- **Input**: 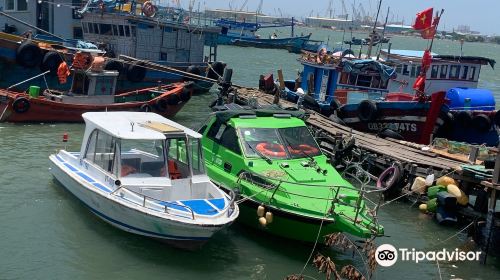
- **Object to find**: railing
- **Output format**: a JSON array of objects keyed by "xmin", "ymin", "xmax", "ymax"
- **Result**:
[
  {"xmin": 236, "ymin": 170, "xmax": 385, "ymax": 234},
  {"xmin": 111, "ymin": 186, "xmax": 195, "ymax": 220}
]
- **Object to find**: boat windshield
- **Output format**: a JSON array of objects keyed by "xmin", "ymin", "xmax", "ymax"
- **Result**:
[
  {"xmin": 120, "ymin": 139, "xmax": 166, "ymax": 178},
  {"xmin": 167, "ymin": 137, "xmax": 206, "ymax": 179},
  {"xmin": 239, "ymin": 126, "xmax": 322, "ymax": 159}
]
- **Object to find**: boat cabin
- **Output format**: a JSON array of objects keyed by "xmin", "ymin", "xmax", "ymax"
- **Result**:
[
  {"xmin": 44, "ymin": 70, "xmax": 118, "ymax": 104},
  {"xmin": 79, "ymin": 112, "xmax": 210, "ymax": 197},
  {"xmin": 379, "ymin": 49, "xmax": 496, "ymax": 93},
  {"xmin": 80, "ymin": 8, "xmax": 220, "ymax": 63}
]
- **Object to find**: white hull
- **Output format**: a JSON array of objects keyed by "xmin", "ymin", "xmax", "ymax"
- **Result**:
[{"xmin": 49, "ymin": 156, "xmax": 233, "ymax": 248}]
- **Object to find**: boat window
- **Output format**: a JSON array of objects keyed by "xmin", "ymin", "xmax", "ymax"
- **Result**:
[
  {"xmin": 395, "ymin": 65, "xmax": 402, "ymax": 74},
  {"xmin": 125, "ymin": 26, "xmax": 131, "ymax": 37},
  {"xmin": 339, "ymin": 72, "xmax": 349, "ymax": 84},
  {"xmin": 239, "ymin": 127, "xmax": 321, "ymax": 159},
  {"xmin": 167, "ymin": 138, "xmax": 189, "ymax": 179},
  {"xmin": 402, "ymin": 65, "xmax": 409, "ymax": 76},
  {"xmin": 99, "ymin": 24, "xmax": 112, "ymax": 35},
  {"xmin": 84, "ymin": 130, "xmax": 116, "ymax": 172},
  {"xmin": 188, "ymin": 138, "xmax": 205, "ymax": 176},
  {"xmin": 461, "ymin": 66, "xmax": 469, "ymax": 80},
  {"xmin": 120, "ymin": 139, "xmax": 165, "ymax": 177},
  {"xmin": 82, "ymin": 22, "xmax": 88, "ymax": 34},
  {"xmin": 416, "ymin": 66, "xmax": 422, "ymax": 76},
  {"xmin": 112, "ymin": 25, "xmax": 118, "ymax": 36},
  {"xmin": 440, "ymin": 65, "xmax": 448, "ymax": 79},
  {"xmin": 410, "ymin": 65, "xmax": 416, "ymax": 77},
  {"xmin": 219, "ymin": 126, "xmax": 241, "ymax": 155},
  {"xmin": 348, "ymin": 73, "xmax": 357, "ymax": 85},
  {"xmin": 88, "ymin": 23, "xmax": 94, "ymax": 34},
  {"xmin": 431, "ymin": 65, "xmax": 438, "ymax": 78},
  {"xmin": 131, "ymin": 26, "xmax": 136, "ymax": 37},
  {"xmin": 449, "ymin": 65, "xmax": 460, "ymax": 79},
  {"xmin": 307, "ymin": 72, "xmax": 315, "ymax": 93},
  {"xmin": 356, "ymin": 75, "xmax": 372, "ymax": 88},
  {"xmin": 93, "ymin": 23, "xmax": 99, "ymax": 34},
  {"xmin": 119, "ymin": 25, "xmax": 125, "ymax": 36},
  {"xmin": 371, "ymin": 76, "xmax": 381, "ymax": 88},
  {"xmin": 469, "ymin": 66, "xmax": 476, "ymax": 81}
]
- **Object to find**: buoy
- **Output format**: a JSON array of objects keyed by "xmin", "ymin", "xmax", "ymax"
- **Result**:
[
  {"xmin": 257, "ymin": 205, "xmax": 265, "ymax": 217},
  {"xmin": 62, "ymin": 133, "xmax": 68, "ymax": 142},
  {"xmin": 446, "ymin": 184, "xmax": 462, "ymax": 198},
  {"xmin": 427, "ymin": 185, "xmax": 447, "ymax": 199},
  {"xmin": 425, "ymin": 174, "xmax": 435, "ymax": 186},
  {"xmin": 265, "ymin": 211, "xmax": 273, "ymax": 224},
  {"xmin": 411, "ymin": 177, "xmax": 427, "ymax": 194},
  {"xmin": 457, "ymin": 194, "xmax": 469, "ymax": 206},
  {"xmin": 427, "ymin": 198, "xmax": 438, "ymax": 213},
  {"xmin": 258, "ymin": 217, "xmax": 267, "ymax": 227},
  {"xmin": 419, "ymin": 204, "xmax": 427, "ymax": 213},
  {"xmin": 436, "ymin": 176, "xmax": 456, "ymax": 187}
]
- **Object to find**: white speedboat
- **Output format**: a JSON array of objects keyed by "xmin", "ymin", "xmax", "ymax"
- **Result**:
[{"xmin": 49, "ymin": 112, "xmax": 239, "ymax": 249}]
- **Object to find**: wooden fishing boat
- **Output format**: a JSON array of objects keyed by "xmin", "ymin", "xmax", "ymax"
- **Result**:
[
  {"xmin": 49, "ymin": 112, "xmax": 239, "ymax": 249},
  {"xmin": 0, "ymin": 68, "xmax": 193, "ymax": 122},
  {"xmin": 200, "ymin": 108, "xmax": 383, "ymax": 242}
]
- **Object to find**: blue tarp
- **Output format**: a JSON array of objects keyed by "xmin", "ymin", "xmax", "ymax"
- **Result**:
[{"xmin": 341, "ymin": 59, "xmax": 396, "ymax": 82}]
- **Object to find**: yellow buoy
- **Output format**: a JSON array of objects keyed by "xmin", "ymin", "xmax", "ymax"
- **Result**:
[
  {"xmin": 446, "ymin": 184, "xmax": 462, "ymax": 198},
  {"xmin": 436, "ymin": 176, "xmax": 456, "ymax": 187},
  {"xmin": 257, "ymin": 205, "xmax": 265, "ymax": 217},
  {"xmin": 265, "ymin": 211, "xmax": 273, "ymax": 224},
  {"xmin": 457, "ymin": 194, "xmax": 469, "ymax": 206},
  {"xmin": 411, "ymin": 177, "xmax": 427, "ymax": 194},
  {"xmin": 419, "ymin": 204, "xmax": 428, "ymax": 213},
  {"xmin": 258, "ymin": 217, "xmax": 267, "ymax": 227}
]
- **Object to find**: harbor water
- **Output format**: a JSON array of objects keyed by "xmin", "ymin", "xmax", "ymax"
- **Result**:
[{"xmin": 1, "ymin": 28, "xmax": 500, "ymax": 279}]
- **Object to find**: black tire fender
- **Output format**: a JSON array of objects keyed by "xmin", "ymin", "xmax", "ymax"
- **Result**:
[
  {"xmin": 454, "ymin": 111, "xmax": 472, "ymax": 128},
  {"xmin": 472, "ymin": 114, "xmax": 492, "ymax": 133},
  {"xmin": 179, "ymin": 88, "xmax": 191, "ymax": 102},
  {"xmin": 126, "ymin": 63, "xmax": 146, "ymax": 82},
  {"xmin": 104, "ymin": 60, "xmax": 124, "ymax": 73},
  {"xmin": 12, "ymin": 97, "xmax": 30, "ymax": 113},
  {"xmin": 40, "ymin": 51, "xmax": 63, "ymax": 75},
  {"xmin": 357, "ymin": 100, "xmax": 378, "ymax": 122},
  {"xmin": 16, "ymin": 41, "xmax": 41, "ymax": 68}
]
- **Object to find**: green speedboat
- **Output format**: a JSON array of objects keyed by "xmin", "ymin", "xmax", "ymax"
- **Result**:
[{"xmin": 200, "ymin": 109, "xmax": 383, "ymax": 242}]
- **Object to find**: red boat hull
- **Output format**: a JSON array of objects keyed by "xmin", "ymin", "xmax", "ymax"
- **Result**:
[{"xmin": 0, "ymin": 83, "xmax": 191, "ymax": 122}]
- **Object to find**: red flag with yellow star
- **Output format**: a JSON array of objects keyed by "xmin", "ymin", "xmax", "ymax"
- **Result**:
[{"xmin": 412, "ymin": 8, "xmax": 433, "ymax": 30}]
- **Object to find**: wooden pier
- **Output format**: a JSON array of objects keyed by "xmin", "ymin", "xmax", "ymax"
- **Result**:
[{"xmin": 232, "ymin": 86, "xmax": 479, "ymax": 182}]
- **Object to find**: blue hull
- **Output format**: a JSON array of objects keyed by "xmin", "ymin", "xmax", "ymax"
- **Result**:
[{"xmin": 218, "ymin": 34, "xmax": 311, "ymax": 52}]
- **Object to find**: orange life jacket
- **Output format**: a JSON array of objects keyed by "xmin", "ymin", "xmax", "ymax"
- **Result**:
[{"xmin": 57, "ymin": 62, "xmax": 70, "ymax": 84}]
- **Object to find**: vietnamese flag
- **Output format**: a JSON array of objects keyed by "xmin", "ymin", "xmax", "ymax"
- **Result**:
[
  {"xmin": 412, "ymin": 8, "xmax": 433, "ymax": 30},
  {"xmin": 420, "ymin": 26, "xmax": 437, "ymax": 39}
]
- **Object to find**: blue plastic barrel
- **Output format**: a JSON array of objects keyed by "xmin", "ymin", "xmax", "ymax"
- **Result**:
[{"xmin": 446, "ymin": 87, "xmax": 495, "ymax": 111}]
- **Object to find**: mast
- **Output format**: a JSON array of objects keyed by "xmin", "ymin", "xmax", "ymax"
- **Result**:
[
  {"xmin": 366, "ymin": 0, "xmax": 382, "ymax": 58},
  {"xmin": 376, "ymin": 6, "xmax": 390, "ymax": 60}
]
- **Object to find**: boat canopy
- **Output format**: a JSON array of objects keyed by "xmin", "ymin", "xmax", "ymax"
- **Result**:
[
  {"xmin": 433, "ymin": 55, "xmax": 496, "ymax": 69},
  {"xmin": 341, "ymin": 59, "xmax": 396, "ymax": 82},
  {"xmin": 214, "ymin": 108, "xmax": 306, "ymax": 124},
  {"xmin": 82, "ymin": 112, "xmax": 201, "ymax": 140}
]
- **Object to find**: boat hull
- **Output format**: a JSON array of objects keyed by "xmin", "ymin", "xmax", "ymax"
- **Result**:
[
  {"xmin": 49, "ymin": 157, "xmax": 225, "ymax": 249},
  {"xmin": 0, "ymin": 34, "xmax": 214, "ymax": 95},
  {"xmin": 218, "ymin": 34, "xmax": 311, "ymax": 52},
  {"xmin": 0, "ymin": 84, "xmax": 190, "ymax": 123}
]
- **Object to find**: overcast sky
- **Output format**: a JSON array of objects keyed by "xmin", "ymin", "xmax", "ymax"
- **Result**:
[{"xmin": 169, "ymin": 0, "xmax": 498, "ymax": 35}]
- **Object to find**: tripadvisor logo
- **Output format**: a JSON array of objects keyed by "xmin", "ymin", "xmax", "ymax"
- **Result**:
[{"xmin": 375, "ymin": 244, "xmax": 482, "ymax": 267}]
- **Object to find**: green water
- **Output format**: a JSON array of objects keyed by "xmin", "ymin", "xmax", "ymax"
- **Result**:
[{"xmin": 1, "ymin": 28, "xmax": 500, "ymax": 279}]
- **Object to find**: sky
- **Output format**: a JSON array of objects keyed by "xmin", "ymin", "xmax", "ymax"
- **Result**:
[{"xmin": 169, "ymin": 0, "xmax": 499, "ymax": 35}]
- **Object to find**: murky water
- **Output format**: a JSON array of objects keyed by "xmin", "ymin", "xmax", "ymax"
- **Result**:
[{"xmin": 1, "ymin": 27, "xmax": 499, "ymax": 279}]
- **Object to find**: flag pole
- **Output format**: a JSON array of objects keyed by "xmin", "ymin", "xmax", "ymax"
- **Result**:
[{"xmin": 428, "ymin": 9, "xmax": 445, "ymax": 52}]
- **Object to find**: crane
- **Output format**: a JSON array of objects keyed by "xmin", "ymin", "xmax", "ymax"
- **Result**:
[
  {"xmin": 339, "ymin": 0, "xmax": 348, "ymax": 19},
  {"xmin": 325, "ymin": 0, "xmax": 333, "ymax": 18},
  {"xmin": 239, "ymin": 0, "xmax": 249, "ymax": 11},
  {"xmin": 256, "ymin": 0, "xmax": 263, "ymax": 15}
]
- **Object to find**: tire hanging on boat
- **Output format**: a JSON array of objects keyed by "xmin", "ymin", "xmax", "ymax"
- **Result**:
[
  {"xmin": 357, "ymin": 100, "xmax": 378, "ymax": 122},
  {"xmin": 126, "ymin": 63, "xmax": 146, "ymax": 82},
  {"xmin": 12, "ymin": 97, "xmax": 30, "ymax": 113},
  {"xmin": 436, "ymin": 111, "xmax": 454, "ymax": 138},
  {"xmin": 207, "ymin": 61, "xmax": 225, "ymax": 80},
  {"xmin": 40, "ymin": 51, "xmax": 63, "ymax": 75},
  {"xmin": 472, "ymin": 114, "xmax": 492, "ymax": 133},
  {"xmin": 104, "ymin": 60, "xmax": 123, "ymax": 73},
  {"xmin": 183, "ymin": 65, "xmax": 202, "ymax": 82},
  {"xmin": 16, "ymin": 41, "xmax": 42, "ymax": 68},
  {"xmin": 330, "ymin": 98, "xmax": 341, "ymax": 112},
  {"xmin": 377, "ymin": 128, "xmax": 404, "ymax": 140},
  {"xmin": 376, "ymin": 165, "xmax": 402, "ymax": 190},
  {"xmin": 454, "ymin": 111, "xmax": 472, "ymax": 128},
  {"xmin": 494, "ymin": 110, "xmax": 500, "ymax": 128}
]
